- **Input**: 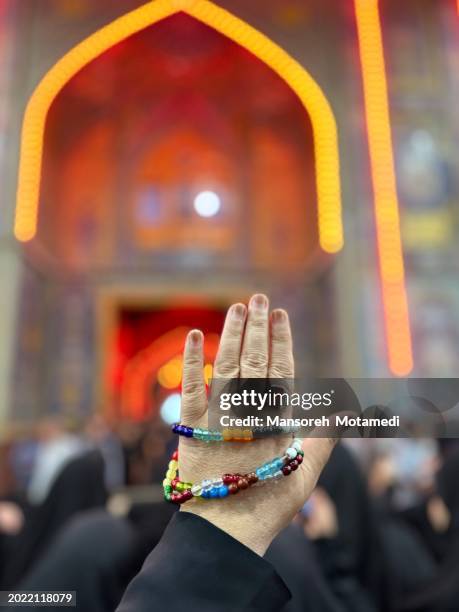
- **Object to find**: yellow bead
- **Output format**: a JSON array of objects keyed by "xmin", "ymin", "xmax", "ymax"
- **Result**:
[
  {"xmin": 166, "ymin": 469, "xmax": 175, "ymax": 480},
  {"xmin": 168, "ymin": 460, "xmax": 178, "ymax": 470},
  {"xmin": 222, "ymin": 428, "xmax": 232, "ymax": 441}
]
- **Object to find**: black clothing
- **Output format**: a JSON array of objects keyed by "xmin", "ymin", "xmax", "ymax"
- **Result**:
[
  {"xmin": 316, "ymin": 444, "xmax": 386, "ymax": 611},
  {"xmin": 266, "ymin": 524, "xmax": 344, "ymax": 612},
  {"xmin": 21, "ymin": 510, "xmax": 137, "ymax": 612},
  {"xmin": 117, "ymin": 511, "xmax": 291, "ymax": 612},
  {"xmin": 17, "ymin": 503, "xmax": 177, "ymax": 612},
  {"xmin": 396, "ymin": 449, "xmax": 459, "ymax": 611},
  {"xmin": 2, "ymin": 450, "xmax": 106, "ymax": 587}
]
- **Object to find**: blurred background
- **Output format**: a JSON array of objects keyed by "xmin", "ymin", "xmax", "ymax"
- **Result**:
[{"xmin": 1, "ymin": 0, "xmax": 459, "ymax": 610}]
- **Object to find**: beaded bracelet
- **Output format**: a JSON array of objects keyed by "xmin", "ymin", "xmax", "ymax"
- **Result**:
[
  {"xmin": 163, "ymin": 439, "xmax": 304, "ymax": 504},
  {"xmin": 172, "ymin": 423, "xmax": 297, "ymax": 442}
]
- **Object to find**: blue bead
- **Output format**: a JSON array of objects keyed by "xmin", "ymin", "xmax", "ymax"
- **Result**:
[
  {"xmin": 210, "ymin": 488, "xmax": 219, "ymax": 498},
  {"xmin": 218, "ymin": 485, "xmax": 229, "ymax": 498},
  {"xmin": 201, "ymin": 490, "xmax": 209, "ymax": 499},
  {"xmin": 185, "ymin": 427, "xmax": 193, "ymax": 438}
]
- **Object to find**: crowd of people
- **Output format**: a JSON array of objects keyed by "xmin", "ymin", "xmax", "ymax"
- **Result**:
[{"xmin": 0, "ymin": 296, "xmax": 458, "ymax": 611}]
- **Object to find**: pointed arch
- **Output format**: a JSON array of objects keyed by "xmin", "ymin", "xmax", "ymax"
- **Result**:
[{"xmin": 14, "ymin": 0, "xmax": 343, "ymax": 253}]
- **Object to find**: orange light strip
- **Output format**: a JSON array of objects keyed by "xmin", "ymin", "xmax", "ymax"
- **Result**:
[
  {"xmin": 355, "ymin": 0, "xmax": 413, "ymax": 375},
  {"xmin": 14, "ymin": 0, "xmax": 343, "ymax": 253}
]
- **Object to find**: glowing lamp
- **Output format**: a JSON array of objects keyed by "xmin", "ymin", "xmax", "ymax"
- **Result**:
[{"xmin": 194, "ymin": 191, "xmax": 221, "ymax": 218}]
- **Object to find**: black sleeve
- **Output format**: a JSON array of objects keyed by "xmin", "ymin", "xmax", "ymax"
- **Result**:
[{"xmin": 116, "ymin": 511, "xmax": 291, "ymax": 612}]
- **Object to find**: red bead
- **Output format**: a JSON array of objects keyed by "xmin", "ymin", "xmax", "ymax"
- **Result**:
[
  {"xmin": 282, "ymin": 465, "xmax": 292, "ymax": 476},
  {"xmin": 172, "ymin": 450, "xmax": 178, "ymax": 461},
  {"xmin": 228, "ymin": 483, "xmax": 239, "ymax": 494},
  {"xmin": 171, "ymin": 478, "xmax": 179, "ymax": 489},
  {"xmin": 171, "ymin": 493, "xmax": 180, "ymax": 503},
  {"xmin": 296, "ymin": 454, "xmax": 303, "ymax": 464},
  {"xmin": 247, "ymin": 472, "xmax": 258, "ymax": 485},
  {"xmin": 237, "ymin": 478, "xmax": 249, "ymax": 490},
  {"xmin": 289, "ymin": 460, "xmax": 299, "ymax": 471},
  {"xmin": 182, "ymin": 490, "xmax": 193, "ymax": 502},
  {"xmin": 223, "ymin": 474, "xmax": 234, "ymax": 485}
]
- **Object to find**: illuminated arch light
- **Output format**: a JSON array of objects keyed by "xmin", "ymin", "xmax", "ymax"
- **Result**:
[
  {"xmin": 15, "ymin": 0, "xmax": 343, "ymax": 253},
  {"xmin": 122, "ymin": 327, "xmax": 220, "ymax": 419},
  {"xmin": 157, "ymin": 356, "xmax": 183, "ymax": 389},
  {"xmin": 121, "ymin": 327, "xmax": 191, "ymax": 419},
  {"xmin": 355, "ymin": 0, "xmax": 413, "ymax": 376},
  {"xmin": 203, "ymin": 363, "xmax": 213, "ymax": 385}
]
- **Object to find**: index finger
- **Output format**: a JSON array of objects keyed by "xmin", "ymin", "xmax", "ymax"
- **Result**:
[{"xmin": 181, "ymin": 329, "xmax": 207, "ymax": 424}]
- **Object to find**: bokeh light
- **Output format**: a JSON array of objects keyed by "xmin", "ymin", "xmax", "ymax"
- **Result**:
[
  {"xmin": 193, "ymin": 191, "xmax": 221, "ymax": 218},
  {"xmin": 159, "ymin": 392, "xmax": 181, "ymax": 425},
  {"xmin": 157, "ymin": 356, "xmax": 183, "ymax": 390}
]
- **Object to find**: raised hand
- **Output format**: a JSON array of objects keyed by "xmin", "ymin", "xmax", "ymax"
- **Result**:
[{"xmin": 177, "ymin": 294, "xmax": 336, "ymax": 556}]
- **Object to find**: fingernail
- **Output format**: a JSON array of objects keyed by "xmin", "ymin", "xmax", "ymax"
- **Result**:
[
  {"xmin": 272, "ymin": 309, "xmax": 287, "ymax": 324},
  {"xmin": 189, "ymin": 330, "xmax": 202, "ymax": 347},
  {"xmin": 250, "ymin": 294, "xmax": 268, "ymax": 311},
  {"xmin": 230, "ymin": 304, "xmax": 246, "ymax": 321}
]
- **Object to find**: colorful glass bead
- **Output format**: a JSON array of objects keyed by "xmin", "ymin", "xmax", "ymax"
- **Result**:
[
  {"xmin": 202, "ymin": 479, "xmax": 212, "ymax": 491},
  {"xmin": 286, "ymin": 447, "xmax": 297, "ymax": 460},
  {"xmin": 237, "ymin": 478, "xmax": 249, "ymax": 490},
  {"xmin": 191, "ymin": 484, "xmax": 202, "ymax": 496},
  {"xmin": 292, "ymin": 439, "xmax": 302, "ymax": 452}
]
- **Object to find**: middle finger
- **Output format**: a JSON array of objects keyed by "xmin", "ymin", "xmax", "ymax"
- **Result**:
[{"xmin": 240, "ymin": 294, "xmax": 269, "ymax": 378}]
